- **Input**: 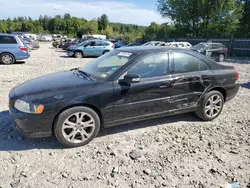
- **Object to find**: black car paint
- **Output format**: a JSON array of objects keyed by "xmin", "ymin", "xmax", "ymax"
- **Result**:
[{"xmin": 9, "ymin": 47, "xmax": 239, "ymax": 138}]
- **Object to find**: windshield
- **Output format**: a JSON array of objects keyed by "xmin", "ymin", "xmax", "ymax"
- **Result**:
[
  {"xmin": 76, "ymin": 40, "xmax": 89, "ymax": 46},
  {"xmin": 79, "ymin": 50, "xmax": 136, "ymax": 80}
]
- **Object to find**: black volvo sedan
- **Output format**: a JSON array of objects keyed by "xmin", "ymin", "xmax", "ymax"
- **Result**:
[{"xmin": 9, "ymin": 47, "xmax": 240, "ymax": 147}]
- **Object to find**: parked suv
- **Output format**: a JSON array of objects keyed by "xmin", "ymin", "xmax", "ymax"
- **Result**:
[
  {"xmin": 66, "ymin": 39, "xmax": 114, "ymax": 58},
  {"xmin": 191, "ymin": 42, "xmax": 228, "ymax": 62},
  {"xmin": 0, "ymin": 34, "xmax": 29, "ymax": 64}
]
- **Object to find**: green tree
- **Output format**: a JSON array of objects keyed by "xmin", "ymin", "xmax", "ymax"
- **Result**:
[
  {"xmin": 158, "ymin": 0, "xmax": 242, "ymax": 37},
  {"xmin": 98, "ymin": 14, "xmax": 109, "ymax": 31}
]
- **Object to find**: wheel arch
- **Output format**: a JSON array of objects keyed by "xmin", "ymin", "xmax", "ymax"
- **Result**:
[
  {"xmin": 52, "ymin": 103, "xmax": 103, "ymax": 133},
  {"xmin": 207, "ymin": 87, "xmax": 227, "ymax": 101}
]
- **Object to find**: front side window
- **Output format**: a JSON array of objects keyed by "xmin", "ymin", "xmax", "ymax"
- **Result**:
[
  {"xmin": 79, "ymin": 50, "xmax": 136, "ymax": 80},
  {"xmin": 127, "ymin": 53, "xmax": 169, "ymax": 79},
  {"xmin": 172, "ymin": 53, "xmax": 209, "ymax": 74}
]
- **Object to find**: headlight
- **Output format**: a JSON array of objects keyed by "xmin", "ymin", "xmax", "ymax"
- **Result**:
[{"xmin": 14, "ymin": 99, "xmax": 44, "ymax": 114}]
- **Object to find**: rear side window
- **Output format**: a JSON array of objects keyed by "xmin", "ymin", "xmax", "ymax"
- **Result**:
[
  {"xmin": 171, "ymin": 53, "xmax": 209, "ymax": 74},
  {"xmin": 0, "ymin": 36, "xmax": 17, "ymax": 44}
]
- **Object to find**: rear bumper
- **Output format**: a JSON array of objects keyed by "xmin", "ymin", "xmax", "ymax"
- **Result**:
[
  {"xmin": 225, "ymin": 83, "xmax": 240, "ymax": 102},
  {"xmin": 16, "ymin": 53, "xmax": 30, "ymax": 60}
]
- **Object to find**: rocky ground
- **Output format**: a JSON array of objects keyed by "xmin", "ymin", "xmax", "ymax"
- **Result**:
[{"xmin": 0, "ymin": 43, "xmax": 249, "ymax": 188}]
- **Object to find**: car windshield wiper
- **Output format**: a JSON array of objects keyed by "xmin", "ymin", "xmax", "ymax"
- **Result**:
[{"xmin": 77, "ymin": 70, "xmax": 96, "ymax": 81}]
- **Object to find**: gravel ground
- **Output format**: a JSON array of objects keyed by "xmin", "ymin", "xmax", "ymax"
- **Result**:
[{"xmin": 0, "ymin": 43, "xmax": 249, "ymax": 188}]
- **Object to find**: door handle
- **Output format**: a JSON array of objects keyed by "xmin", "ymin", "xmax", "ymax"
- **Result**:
[{"xmin": 159, "ymin": 82, "xmax": 171, "ymax": 89}]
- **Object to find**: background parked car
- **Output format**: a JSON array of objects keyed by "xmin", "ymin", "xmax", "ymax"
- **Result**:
[
  {"xmin": 62, "ymin": 38, "xmax": 86, "ymax": 50},
  {"xmin": 0, "ymin": 33, "xmax": 29, "ymax": 64},
  {"xmin": 191, "ymin": 42, "xmax": 228, "ymax": 62},
  {"xmin": 166, "ymin": 42, "xmax": 192, "ymax": 49},
  {"xmin": 38, "ymin": 35, "xmax": 53, "ymax": 42},
  {"xmin": 126, "ymin": 41, "xmax": 144, "ymax": 47},
  {"xmin": 142, "ymin": 41, "xmax": 167, "ymax": 46},
  {"xmin": 66, "ymin": 39, "xmax": 114, "ymax": 58},
  {"xmin": 114, "ymin": 41, "xmax": 127, "ymax": 48}
]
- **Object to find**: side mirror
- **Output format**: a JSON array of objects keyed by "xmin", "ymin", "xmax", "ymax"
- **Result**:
[{"xmin": 119, "ymin": 74, "xmax": 141, "ymax": 85}]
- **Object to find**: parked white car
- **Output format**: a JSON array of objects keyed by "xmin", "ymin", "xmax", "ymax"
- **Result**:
[
  {"xmin": 38, "ymin": 35, "xmax": 53, "ymax": 42},
  {"xmin": 142, "ymin": 41, "xmax": 167, "ymax": 46},
  {"xmin": 166, "ymin": 42, "xmax": 192, "ymax": 49}
]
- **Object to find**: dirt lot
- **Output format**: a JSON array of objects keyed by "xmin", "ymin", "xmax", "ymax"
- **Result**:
[{"xmin": 0, "ymin": 43, "xmax": 249, "ymax": 188}]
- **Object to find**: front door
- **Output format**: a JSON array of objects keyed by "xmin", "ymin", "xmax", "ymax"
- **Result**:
[
  {"xmin": 84, "ymin": 41, "xmax": 96, "ymax": 56},
  {"xmin": 112, "ymin": 53, "xmax": 175, "ymax": 124},
  {"xmin": 169, "ymin": 52, "xmax": 212, "ymax": 110}
]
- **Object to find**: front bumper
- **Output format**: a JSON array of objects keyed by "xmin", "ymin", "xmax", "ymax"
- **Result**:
[
  {"xmin": 66, "ymin": 51, "xmax": 74, "ymax": 57},
  {"xmin": 9, "ymin": 108, "xmax": 52, "ymax": 138}
]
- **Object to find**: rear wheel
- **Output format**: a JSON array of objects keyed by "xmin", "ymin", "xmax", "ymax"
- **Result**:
[
  {"xmin": 218, "ymin": 54, "xmax": 225, "ymax": 62},
  {"xmin": 0, "ymin": 53, "xmax": 15, "ymax": 64},
  {"xmin": 54, "ymin": 106, "xmax": 100, "ymax": 148},
  {"xmin": 195, "ymin": 90, "xmax": 224, "ymax": 121},
  {"xmin": 74, "ymin": 51, "xmax": 83, "ymax": 58}
]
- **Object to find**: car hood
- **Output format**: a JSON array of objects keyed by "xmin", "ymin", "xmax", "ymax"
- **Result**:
[
  {"xmin": 11, "ymin": 70, "xmax": 96, "ymax": 100},
  {"xmin": 67, "ymin": 45, "xmax": 77, "ymax": 50}
]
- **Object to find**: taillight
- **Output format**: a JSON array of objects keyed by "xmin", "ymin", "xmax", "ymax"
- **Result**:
[
  {"xmin": 112, "ymin": 44, "xmax": 114, "ymax": 48},
  {"xmin": 234, "ymin": 66, "xmax": 239, "ymax": 81},
  {"xmin": 19, "ymin": 46, "xmax": 27, "ymax": 51},
  {"xmin": 225, "ymin": 48, "xmax": 228, "ymax": 52}
]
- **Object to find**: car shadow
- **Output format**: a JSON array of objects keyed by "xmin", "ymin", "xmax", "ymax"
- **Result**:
[
  {"xmin": 241, "ymin": 82, "xmax": 250, "ymax": 89},
  {"xmin": 0, "ymin": 110, "xmax": 62, "ymax": 151},
  {"xmin": 0, "ymin": 110, "xmax": 200, "ymax": 151},
  {"xmin": 60, "ymin": 55, "xmax": 71, "ymax": 58},
  {"xmin": 0, "ymin": 61, "xmax": 25, "ymax": 65},
  {"xmin": 98, "ymin": 113, "xmax": 199, "ymax": 137}
]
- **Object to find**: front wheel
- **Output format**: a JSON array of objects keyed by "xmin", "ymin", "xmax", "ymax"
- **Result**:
[
  {"xmin": 74, "ymin": 51, "xmax": 83, "ymax": 58},
  {"xmin": 218, "ymin": 54, "xmax": 225, "ymax": 62},
  {"xmin": 54, "ymin": 106, "xmax": 100, "ymax": 148},
  {"xmin": 195, "ymin": 91, "xmax": 224, "ymax": 121},
  {"xmin": 0, "ymin": 53, "xmax": 15, "ymax": 64}
]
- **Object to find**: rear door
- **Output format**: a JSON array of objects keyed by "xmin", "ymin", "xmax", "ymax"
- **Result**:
[
  {"xmin": 169, "ymin": 52, "xmax": 212, "ymax": 110},
  {"xmin": 0, "ymin": 35, "xmax": 18, "ymax": 55},
  {"xmin": 94, "ymin": 41, "xmax": 107, "ymax": 56}
]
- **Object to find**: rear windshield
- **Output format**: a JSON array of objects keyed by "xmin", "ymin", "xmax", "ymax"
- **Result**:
[
  {"xmin": 0, "ymin": 36, "xmax": 17, "ymax": 44},
  {"xmin": 191, "ymin": 44, "xmax": 206, "ymax": 50}
]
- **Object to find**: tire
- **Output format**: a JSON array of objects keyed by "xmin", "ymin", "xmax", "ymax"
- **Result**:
[
  {"xmin": 103, "ymin": 50, "xmax": 110, "ymax": 55},
  {"xmin": 54, "ymin": 106, "xmax": 100, "ymax": 148},
  {"xmin": 74, "ymin": 51, "xmax": 83, "ymax": 58},
  {"xmin": 218, "ymin": 54, "xmax": 224, "ymax": 62},
  {"xmin": 195, "ymin": 90, "xmax": 224, "ymax": 121},
  {"xmin": 0, "ymin": 53, "xmax": 15, "ymax": 65}
]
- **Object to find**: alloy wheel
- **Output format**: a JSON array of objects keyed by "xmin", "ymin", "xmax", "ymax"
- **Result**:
[
  {"xmin": 2, "ymin": 54, "xmax": 13, "ymax": 64},
  {"xmin": 205, "ymin": 94, "xmax": 222, "ymax": 118},
  {"xmin": 62, "ymin": 112, "xmax": 95, "ymax": 143}
]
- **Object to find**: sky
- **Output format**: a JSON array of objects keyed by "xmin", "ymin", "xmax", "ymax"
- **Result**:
[{"xmin": 0, "ymin": 0, "xmax": 167, "ymax": 26}]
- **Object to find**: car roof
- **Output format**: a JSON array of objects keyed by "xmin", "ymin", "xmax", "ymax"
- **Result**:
[
  {"xmin": 200, "ymin": 42, "xmax": 223, "ymax": 45},
  {"xmin": 0, "ymin": 33, "xmax": 16, "ymax": 37},
  {"xmin": 116, "ymin": 46, "xmax": 188, "ymax": 53}
]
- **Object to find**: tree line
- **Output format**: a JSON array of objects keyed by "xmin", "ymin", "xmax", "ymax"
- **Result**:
[{"xmin": 0, "ymin": 0, "xmax": 249, "ymax": 42}]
